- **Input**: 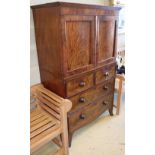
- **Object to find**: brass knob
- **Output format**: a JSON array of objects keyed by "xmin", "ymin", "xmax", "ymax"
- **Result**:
[
  {"xmin": 103, "ymin": 86, "xmax": 108, "ymax": 90},
  {"xmin": 79, "ymin": 81, "xmax": 86, "ymax": 87},
  {"xmin": 79, "ymin": 97, "xmax": 86, "ymax": 103},
  {"xmin": 80, "ymin": 114, "xmax": 85, "ymax": 119},
  {"xmin": 103, "ymin": 101, "xmax": 108, "ymax": 105},
  {"xmin": 104, "ymin": 72, "xmax": 109, "ymax": 77}
]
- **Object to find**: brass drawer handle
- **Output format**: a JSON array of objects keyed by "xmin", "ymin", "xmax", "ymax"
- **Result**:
[
  {"xmin": 80, "ymin": 114, "xmax": 86, "ymax": 120},
  {"xmin": 79, "ymin": 97, "xmax": 86, "ymax": 103},
  {"xmin": 103, "ymin": 101, "xmax": 108, "ymax": 105},
  {"xmin": 104, "ymin": 72, "xmax": 109, "ymax": 77},
  {"xmin": 103, "ymin": 86, "xmax": 108, "ymax": 90},
  {"xmin": 79, "ymin": 81, "xmax": 86, "ymax": 87}
]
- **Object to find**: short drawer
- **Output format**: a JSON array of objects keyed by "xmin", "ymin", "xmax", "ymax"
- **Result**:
[
  {"xmin": 96, "ymin": 63, "xmax": 116, "ymax": 84},
  {"xmin": 68, "ymin": 94, "xmax": 114, "ymax": 132},
  {"xmin": 69, "ymin": 78, "xmax": 115, "ymax": 111},
  {"xmin": 66, "ymin": 73, "xmax": 94, "ymax": 97}
]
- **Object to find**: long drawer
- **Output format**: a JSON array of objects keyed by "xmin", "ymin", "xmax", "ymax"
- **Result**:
[
  {"xmin": 68, "ymin": 94, "xmax": 114, "ymax": 132},
  {"xmin": 69, "ymin": 78, "xmax": 115, "ymax": 111}
]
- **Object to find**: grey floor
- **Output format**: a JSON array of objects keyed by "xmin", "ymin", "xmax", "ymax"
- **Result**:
[{"xmin": 32, "ymin": 93, "xmax": 125, "ymax": 155}]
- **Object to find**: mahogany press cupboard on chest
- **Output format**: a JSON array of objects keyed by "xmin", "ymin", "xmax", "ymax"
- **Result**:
[{"xmin": 31, "ymin": 2, "xmax": 121, "ymax": 146}]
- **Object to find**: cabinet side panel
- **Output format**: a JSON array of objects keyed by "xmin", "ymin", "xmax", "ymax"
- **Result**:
[
  {"xmin": 40, "ymin": 70, "xmax": 66, "ymax": 97},
  {"xmin": 33, "ymin": 7, "xmax": 62, "ymax": 78},
  {"xmin": 32, "ymin": 7, "xmax": 66, "ymax": 97}
]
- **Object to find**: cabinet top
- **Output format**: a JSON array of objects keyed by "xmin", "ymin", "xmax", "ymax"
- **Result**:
[{"xmin": 31, "ymin": 1, "xmax": 122, "ymax": 11}]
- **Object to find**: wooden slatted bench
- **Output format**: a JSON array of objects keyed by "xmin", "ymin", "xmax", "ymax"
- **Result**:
[{"xmin": 30, "ymin": 84, "xmax": 72, "ymax": 155}]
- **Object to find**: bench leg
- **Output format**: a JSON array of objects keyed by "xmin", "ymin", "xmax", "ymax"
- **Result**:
[
  {"xmin": 60, "ymin": 132, "xmax": 68, "ymax": 155},
  {"xmin": 61, "ymin": 109, "xmax": 70, "ymax": 155}
]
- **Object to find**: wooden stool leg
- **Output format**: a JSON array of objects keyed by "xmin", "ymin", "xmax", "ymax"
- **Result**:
[{"xmin": 116, "ymin": 80, "xmax": 123, "ymax": 115}]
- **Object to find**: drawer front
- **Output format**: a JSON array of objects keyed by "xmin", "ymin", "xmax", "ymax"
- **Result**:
[
  {"xmin": 96, "ymin": 63, "xmax": 116, "ymax": 84},
  {"xmin": 66, "ymin": 73, "xmax": 94, "ymax": 97},
  {"xmin": 68, "ymin": 94, "xmax": 114, "ymax": 132},
  {"xmin": 69, "ymin": 78, "xmax": 115, "ymax": 111}
]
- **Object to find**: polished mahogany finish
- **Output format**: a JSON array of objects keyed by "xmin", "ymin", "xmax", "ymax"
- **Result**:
[
  {"xmin": 66, "ymin": 73, "xmax": 93, "ymax": 97},
  {"xmin": 69, "ymin": 78, "xmax": 115, "ymax": 111},
  {"xmin": 95, "ymin": 62, "xmax": 116, "ymax": 84},
  {"xmin": 62, "ymin": 15, "xmax": 95, "ymax": 76},
  {"xmin": 68, "ymin": 94, "xmax": 114, "ymax": 133},
  {"xmin": 97, "ymin": 16, "xmax": 116, "ymax": 67},
  {"xmin": 32, "ymin": 2, "xmax": 121, "ymax": 146}
]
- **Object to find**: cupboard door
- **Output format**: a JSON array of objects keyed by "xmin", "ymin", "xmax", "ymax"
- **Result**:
[
  {"xmin": 62, "ymin": 15, "xmax": 95, "ymax": 76},
  {"xmin": 97, "ymin": 16, "xmax": 117, "ymax": 66}
]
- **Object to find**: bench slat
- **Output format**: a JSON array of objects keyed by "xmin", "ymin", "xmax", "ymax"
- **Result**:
[
  {"xmin": 31, "ymin": 121, "xmax": 58, "ymax": 139},
  {"xmin": 31, "ymin": 118, "xmax": 53, "ymax": 133},
  {"xmin": 31, "ymin": 123, "xmax": 60, "ymax": 147},
  {"xmin": 31, "ymin": 113, "xmax": 45, "ymax": 122},
  {"xmin": 40, "ymin": 102, "xmax": 61, "ymax": 120},
  {"xmin": 31, "ymin": 109, "xmax": 41, "ymax": 117},
  {"xmin": 37, "ymin": 95, "xmax": 60, "ymax": 113},
  {"xmin": 37, "ymin": 90, "xmax": 61, "ymax": 107},
  {"xmin": 37, "ymin": 87, "xmax": 63, "ymax": 103},
  {"xmin": 31, "ymin": 115, "xmax": 49, "ymax": 127}
]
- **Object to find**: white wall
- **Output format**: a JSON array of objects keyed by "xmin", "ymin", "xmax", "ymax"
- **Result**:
[
  {"xmin": 30, "ymin": 0, "xmax": 125, "ymax": 86},
  {"xmin": 30, "ymin": 0, "xmax": 109, "ymax": 6},
  {"xmin": 30, "ymin": 10, "xmax": 41, "ymax": 86},
  {"xmin": 118, "ymin": 31, "xmax": 125, "ymax": 51}
]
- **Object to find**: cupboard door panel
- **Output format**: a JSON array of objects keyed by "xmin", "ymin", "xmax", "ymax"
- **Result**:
[
  {"xmin": 62, "ymin": 16, "xmax": 95, "ymax": 76},
  {"xmin": 97, "ymin": 16, "xmax": 117, "ymax": 66}
]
